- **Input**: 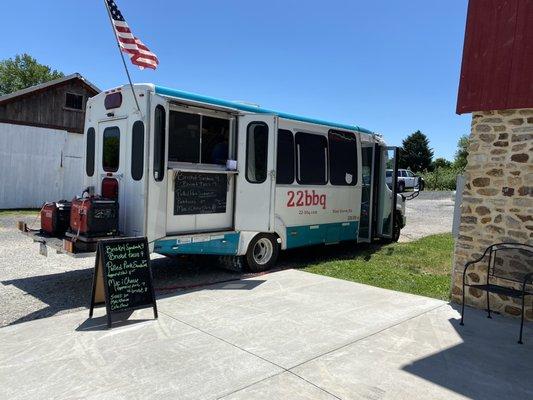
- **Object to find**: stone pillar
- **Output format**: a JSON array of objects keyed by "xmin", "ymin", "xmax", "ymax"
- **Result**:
[{"xmin": 451, "ymin": 109, "xmax": 533, "ymax": 320}]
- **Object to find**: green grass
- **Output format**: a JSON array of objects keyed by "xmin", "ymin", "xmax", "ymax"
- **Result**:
[
  {"xmin": 0, "ymin": 209, "xmax": 40, "ymax": 217},
  {"xmin": 302, "ymin": 233, "xmax": 454, "ymax": 300}
]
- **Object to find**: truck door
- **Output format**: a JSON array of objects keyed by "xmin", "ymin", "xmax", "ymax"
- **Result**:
[
  {"xmin": 96, "ymin": 117, "xmax": 128, "ymax": 233},
  {"xmin": 235, "ymin": 114, "xmax": 277, "ymax": 232},
  {"xmin": 358, "ymin": 143, "xmax": 375, "ymax": 242},
  {"xmin": 374, "ymin": 146, "xmax": 399, "ymax": 239},
  {"xmin": 146, "ymin": 97, "xmax": 169, "ymax": 244}
]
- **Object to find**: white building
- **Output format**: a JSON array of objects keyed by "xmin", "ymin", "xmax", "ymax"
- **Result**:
[{"xmin": 0, "ymin": 74, "xmax": 99, "ymax": 208}]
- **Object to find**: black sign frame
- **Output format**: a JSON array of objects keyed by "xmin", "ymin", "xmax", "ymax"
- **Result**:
[{"xmin": 89, "ymin": 237, "xmax": 158, "ymax": 328}]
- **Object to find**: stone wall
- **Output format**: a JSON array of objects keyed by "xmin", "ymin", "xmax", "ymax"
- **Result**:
[{"xmin": 451, "ymin": 108, "xmax": 533, "ymax": 320}]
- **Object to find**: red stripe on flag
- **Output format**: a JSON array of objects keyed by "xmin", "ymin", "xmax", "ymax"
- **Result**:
[
  {"xmin": 115, "ymin": 25, "xmax": 131, "ymax": 34},
  {"xmin": 118, "ymin": 37, "xmax": 137, "ymax": 45}
]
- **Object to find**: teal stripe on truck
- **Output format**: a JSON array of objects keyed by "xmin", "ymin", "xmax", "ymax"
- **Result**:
[
  {"xmin": 153, "ymin": 232, "xmax": 240, "ymax": 256},
  {"xmin": 154, "ymin": 85, "xmax": 373, "ymax": 134},
  {"xmin": 286, "ymin": 221, "xmax": 359, "ymax": 249}
]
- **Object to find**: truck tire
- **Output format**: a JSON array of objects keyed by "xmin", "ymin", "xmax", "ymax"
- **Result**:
[
  {"xmin": 245, "ymin": 233, "xmax": 279, "ymax": 272},
  {"xmin": 391, "ymin": 214, "xmax": 402, "ymax": 242},
  {"xmin": 218, "ymin": 255, "xmax": 245, "ymax": 272},
  {"xmin": 397, "ymin": 181, "xmax": 405, "ymax": 193}
]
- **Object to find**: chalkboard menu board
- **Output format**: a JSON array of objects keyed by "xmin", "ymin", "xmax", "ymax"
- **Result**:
[
  {"xmin": 174, "ymin": 171, "xmax": 227, "ymax": 215},
  {"xmin": 89, "ymin": 237, "xmax": 157, "ymax": 328}
]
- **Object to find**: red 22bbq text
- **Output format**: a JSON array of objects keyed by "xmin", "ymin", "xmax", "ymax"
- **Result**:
[{"xmin": 286, "ymin": 190, "xmax": 327, "ymax": 209}]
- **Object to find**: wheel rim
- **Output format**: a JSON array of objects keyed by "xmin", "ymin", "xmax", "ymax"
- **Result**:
[{"xmin": 252, "ymin": 238, "xmax": 273, "ymax": 265}]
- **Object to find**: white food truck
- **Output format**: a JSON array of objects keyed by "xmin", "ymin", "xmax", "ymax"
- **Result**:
[{"xmin": 78, "ymin": 84, "xmax": 405, "ymax": 271}]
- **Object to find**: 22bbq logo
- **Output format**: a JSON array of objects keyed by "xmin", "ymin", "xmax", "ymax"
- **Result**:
[{"xmin": 286, "ymin": 190, "xmax": 326, "ymax": 209}]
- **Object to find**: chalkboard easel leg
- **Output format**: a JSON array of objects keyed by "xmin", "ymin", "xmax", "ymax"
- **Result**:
[
  {"xmin": 153, "ymin": 304, "xmax": 158, "ymax": 320},
  {"xmin": 89, "ymin": 246, "xmax": 100, "ymax": 319}
]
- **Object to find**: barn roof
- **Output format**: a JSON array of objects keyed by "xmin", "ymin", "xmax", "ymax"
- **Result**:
[{"xmin": 0, "ymin": 73, "xmax": 100, "ymax": 105}]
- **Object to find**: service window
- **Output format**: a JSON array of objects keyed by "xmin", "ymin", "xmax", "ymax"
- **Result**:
[
  {"xmin": 102, "ymin": 126, "xmax": 120, "ymax": 172},
  {"xmin": 276, "ymin": 129, "xmax": 294, "ymax": 184},
  {"xmin": 295, "ymin": 132, "xmax": 327, "ymax": 185},
  {"xmin": 202, "ymin": 116, "xmax": 230, "ymax": 165},
  {"xmin": 168, "ymin": 110, "xmax": 230, "ymax": 165},
  {"xmin": 246, "ymin": 122, "xmax": 268, "ymax": 183},
  {"xmin": 328, "ymin": 130, "xmax": 357, "ymax": 186},
  {"xmin": 169, "ymin": 111, "xmax": 200, "ymax": 163}
]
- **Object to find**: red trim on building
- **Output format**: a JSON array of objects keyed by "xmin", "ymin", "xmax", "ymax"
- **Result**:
[{"xmin": 457, "ymin": 0, "xmax": 533, "ymax": 114}]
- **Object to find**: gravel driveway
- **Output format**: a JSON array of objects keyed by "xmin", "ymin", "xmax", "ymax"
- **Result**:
[
  {"xmin": 399, "ymin": 191, "xmax": 455, "ymax": 242},
  {"xmin": 0, "ymin": 191, "xmax": 455, "ymax": 327},
  {"xmin": 0, "ymin": 214, "xmax": 243, "ymax": 327}
]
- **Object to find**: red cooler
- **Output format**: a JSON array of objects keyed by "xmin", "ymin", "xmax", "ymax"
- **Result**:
[
  {"xmin": 70, "ymin": 197, "xmax": 119, "ymax": 237},
  {"xmin": 41, "ymin": 201, "xmax": 71, "ymax": 236}
]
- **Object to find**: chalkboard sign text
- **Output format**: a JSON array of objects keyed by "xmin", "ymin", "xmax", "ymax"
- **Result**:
[
  {"xmin": 174, "ymin": 171, "xmax": 227, "ymax": 215},
  {"xmin": 89, "ymin": 237, "xmax": 157, "ymax": 328}
]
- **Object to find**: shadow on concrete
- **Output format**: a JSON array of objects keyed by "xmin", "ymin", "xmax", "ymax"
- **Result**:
[
  {"xmin": 279, "ymin": 240, "xmax": 387, "ymax": 268},
  {"xmin": 1, "ymin": 268, "xmax": 94, "ymax": 325},
  {"xmin": 75, "ymin": 311, "xmax": 154, "ymax": 332},
  {"xmin": 402, "ymin": 303, "xmax": 533, "ymax": 400},
  {"xmin": 1, "ymin": 241, "xmax": 386, "ymax": 326}
]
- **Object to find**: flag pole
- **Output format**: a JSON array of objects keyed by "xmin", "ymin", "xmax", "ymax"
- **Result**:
[{"xmin": 103, "ymin": 0, "xmax": 142, "ymax": 116}]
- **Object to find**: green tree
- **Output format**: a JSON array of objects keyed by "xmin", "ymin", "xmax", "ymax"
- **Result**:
[
  {"xmin": 454, "ymin": 134, "xmax": 469, "ymax": 171},
  {"xmin": 398, "ymin": 130, "xmax": 434, "ymax": 172},
  {"xmin": 433, "ymin": 157, "xmax": 452, "ymax": 169},
  {"xmin": 0, "ymin": 54, "xmax": 64, "ymax": 96}
]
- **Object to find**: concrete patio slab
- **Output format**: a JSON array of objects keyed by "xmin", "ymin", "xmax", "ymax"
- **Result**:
[
  {"xmin": 1, "ymin": 269, "xmax": 531, "ymax": 400},
  {"xmin": 0, "ymin": 308, "xmax": 282, "ymax": 400},
  {"xmin": 292, "ymin": 304, "xmax": 533, "ymax": 400},
  {"xmin": 220, "ymin": 371, "xmax": 337, "ymax": 399},
  {"xmin": 157, "ymin": 270, "xmax": 445, "ymax": 368}
]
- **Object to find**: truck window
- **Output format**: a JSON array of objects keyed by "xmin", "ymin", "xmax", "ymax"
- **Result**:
[
  {"xmin": 296, "ymin": 132, "xmax": 327, "ymax": 185},
  {"xmin": 276, "ymin": 129, "xmax": 294, "ymax": 184},
  {"xmin": 153, "ymin": 105, "xmax": 166, "ymax": 181},
  {"xmin": 246, "ymin": 122, "xmax": 268, "ymax": 183},
  {"xmin": 86, "ymin": 127, "xmax": 95, "ymax": 177},
  {"xmin": 102, "ymin": 126, "xmax": 120, "ymax": 172},
  {"xmin": 328, "ymin": 130, "xmax": 357, "ymax": 186},
  {"xmin": 131, "ymin": 121, "xmax": 144, "ymax": 181}
]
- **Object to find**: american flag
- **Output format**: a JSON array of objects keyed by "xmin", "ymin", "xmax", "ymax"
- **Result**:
[{"xmin": 105, "ymin": 0, "xmax": 159, "ymax": 70}]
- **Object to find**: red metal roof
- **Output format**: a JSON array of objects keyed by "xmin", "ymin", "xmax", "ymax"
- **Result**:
[{"xmin": 457, "ymin": 0, "xmax": 533, "ymax": 114}]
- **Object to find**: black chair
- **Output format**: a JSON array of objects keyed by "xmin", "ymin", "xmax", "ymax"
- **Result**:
[{"xmin": 460, "ymin": 243, "xmax": 533, "ymax": 344}]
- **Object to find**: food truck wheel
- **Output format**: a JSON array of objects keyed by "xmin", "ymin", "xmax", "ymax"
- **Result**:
[
  {"xmin": 246, "ymin": 234, "xmax": 279, "ymax": 272},
  {"xmin": 397, "ymin": 181, "xmax": 405, "ymax": 193},
  {"xmin": 218, "ymin": 255, "xmax": 246, "ymax": 272},
  {"xmin": 391, "ymin": 214, "xmax": 402, "ymax": 242}
]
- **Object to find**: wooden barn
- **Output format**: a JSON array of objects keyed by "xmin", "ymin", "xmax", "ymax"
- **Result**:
[{"xmin": 0, "ymin": 73, "xmax": 100, "ymax": 208}]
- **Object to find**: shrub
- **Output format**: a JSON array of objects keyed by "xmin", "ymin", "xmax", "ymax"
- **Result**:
[{"xmin": 420, "ymin": 166, "xmax": 461, "ymax": 191}]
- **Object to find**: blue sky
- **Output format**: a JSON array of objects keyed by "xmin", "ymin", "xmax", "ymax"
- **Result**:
[{"xmin": 1, "ymin": 0, "xmax": 470, "ymax": 160}]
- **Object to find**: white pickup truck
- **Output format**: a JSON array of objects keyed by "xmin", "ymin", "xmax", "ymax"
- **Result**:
[{"xmin": 386, "ymin": 169, "xmax": 425, "ymax": 192}]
